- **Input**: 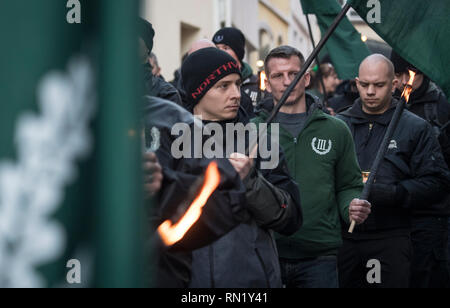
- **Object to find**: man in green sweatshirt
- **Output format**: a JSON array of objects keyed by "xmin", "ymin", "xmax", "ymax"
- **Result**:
[{"xmin": 253, "ymin": 46, "xmax": 371, "ymax": 288}]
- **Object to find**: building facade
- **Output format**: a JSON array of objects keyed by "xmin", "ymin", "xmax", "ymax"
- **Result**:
[
  {"xmin": 142, "ymin": 0, "xmax": 384, "ymax": 81},
  {"xmin": 142, "ymin": 0, "xmax": 321, "ymax": 81}
]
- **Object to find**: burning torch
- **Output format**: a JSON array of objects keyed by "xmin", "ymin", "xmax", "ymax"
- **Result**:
[
  {"xmin": 348, "ymin": 70, "xmax": 417, "ymax": 233},
  {"xmin": 157, "ymin": 161, "xmax": 221, "ymax": 247},
  {"xmin": 256, "ymin": 60, "xmax": 267, "ymax": 104}
]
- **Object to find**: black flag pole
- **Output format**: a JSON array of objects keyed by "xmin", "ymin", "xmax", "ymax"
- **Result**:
[
  {"xmin": 305, "ymin": 13, "xmax": 329, "ymax": 107},
  {"xmin": 246, "ymin": 3, "xmax": 351, "ymax": 156}
]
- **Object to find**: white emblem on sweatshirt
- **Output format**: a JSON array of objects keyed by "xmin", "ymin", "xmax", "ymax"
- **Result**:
[{"xmin": 312, "ymin": 138, "xmax": 332, "ymax": 155}]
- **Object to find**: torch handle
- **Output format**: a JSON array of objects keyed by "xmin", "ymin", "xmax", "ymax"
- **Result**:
[{"xmin": 348, "ymin": 98, "xmax": 408, "ymax": 233}]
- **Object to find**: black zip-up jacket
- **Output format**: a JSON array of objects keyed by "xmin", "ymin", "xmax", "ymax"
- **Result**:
[
  {"xmin": 337, "ymin": 99, "xmax": 450, "ymax": 236},
  {"xmin": 187, "ymin": 108, "xmax": 302, "ymax": 288},
  {"xmin": 143, "ymin": 96, "xmax": 246, "ymax": 287},
  {"xmin": 143, "ymin": 96, "xmax": 302, "ymax": 287}
]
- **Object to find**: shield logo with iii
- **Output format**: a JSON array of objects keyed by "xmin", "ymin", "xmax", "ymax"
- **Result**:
[{"xmin": 312, "ymin": 137, "xmax": 332, "ymax": 155}]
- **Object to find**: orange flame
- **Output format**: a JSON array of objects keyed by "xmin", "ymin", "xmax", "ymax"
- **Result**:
[
  {"xmin": 260, "ymin": 71, "xmax": 267, "ymax": 91},
  {"xmin": 157, "ymin": 161, "xmax": 221, "ymax": 246},
  {"xmin": 401, "ymin": 70, "xmax": 416, "ymax": 103},
  {"xmin": 362, "ymin": 171, "xmax": 370, "ymax": 184}
]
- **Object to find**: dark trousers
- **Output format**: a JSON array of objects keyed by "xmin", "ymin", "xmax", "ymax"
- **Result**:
[
  {"xmin": 410, "ymin": 216, "xmax": 449, "ymax": 288},
  {"xmin": 280, "ymin": 256, "xmax": 338, "ymax": 288},
  {"xmin": 338, "ymin": 236, "xmax": 412, "ymax": 288}
]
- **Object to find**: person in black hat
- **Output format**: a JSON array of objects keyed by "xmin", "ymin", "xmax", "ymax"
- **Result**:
[
  {"xmin": 181, "ymin": 47, "xmax": 302, "ymax": 288},
  {"xmin": 212, "ymin": 27, "xmax": 256, "ymax": 118},
  {"xmin": 138, "ymin": 18, "xmax": 182, "ymax": 106},
  {"xmin": 390, "ymin": 50, "xmax": 450, "ymax": 288},
  {"xmin": 390, "ymin": 51, "xmax": 450, "ymax": 165}
]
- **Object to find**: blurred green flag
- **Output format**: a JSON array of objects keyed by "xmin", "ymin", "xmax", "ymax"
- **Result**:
[
  {"xmin": 349, "ymin": 0, "xmax": 450, "ymax": 99},
  {"xmin": 300, "ymin": 0, "xmax": 371, "ymax": 80},
  {"xmin": 0, "ymin": 0, "xmax": 145, "ymax": 287}
]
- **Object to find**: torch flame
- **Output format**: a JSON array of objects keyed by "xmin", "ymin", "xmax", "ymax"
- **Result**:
[
  {"xmin": 260, "ymin": 71, "xmax": 267, "ymax": 91},
  {"xmin": 157, "ymin": 161, "xmax": 221, "ymax": 246},
  {"xmin": 401, "ymin": 70, "xmax": 416, "ymax": 103}
]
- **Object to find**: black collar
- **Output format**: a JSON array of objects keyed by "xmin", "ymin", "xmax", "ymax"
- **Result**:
[{"xmin": 343, "ymin": 98, "xmax": 398, "ymax": 126}]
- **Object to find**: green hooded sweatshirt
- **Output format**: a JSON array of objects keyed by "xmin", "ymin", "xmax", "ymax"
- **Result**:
[{"xmin": 252, "ymin": 95, "xmax": 363, "ymax": 259}]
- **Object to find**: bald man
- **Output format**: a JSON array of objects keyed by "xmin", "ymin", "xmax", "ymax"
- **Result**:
[
  {"xmin": 336, "ymin": 54, "xmax": 450, "ymax": 288},
  {"xmin": 188, "ymin": 39, "xmax": 215, "ymax": 55}
]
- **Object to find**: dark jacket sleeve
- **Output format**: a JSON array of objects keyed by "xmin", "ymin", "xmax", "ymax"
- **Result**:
[
  {"xmin": 244, "ymin": 140, "xmax": 303, "ymax": 236},
  {"xmin": 399, "ymin": 121, "xmax": 450, "ymax": 208},
  {"xmin": 150, "ymin": 125, "xmax": 249, "ymax": 252},
  {"xmin": 154, "ymin": 77, "xmax": 183, "ymax": 107}
]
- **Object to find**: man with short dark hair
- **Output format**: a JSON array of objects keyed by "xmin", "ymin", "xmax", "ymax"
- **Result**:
[
  {"xmin": 253, "ymin": 45, "xmax": 371, "ymax": 288},
  {"xmin": 337, "ymin": 54, "xmax": 450, "ymax": 288}
]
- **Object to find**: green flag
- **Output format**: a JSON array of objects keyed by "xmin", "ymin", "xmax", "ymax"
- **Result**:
[
  {"xmin": 349, "ymin": 0, "xmax": 450, "ymax": 99},
  {"xmin": 300, "ymin": 0, "xmax": 371, "ymax": 80},
  {"xmin": 0, "ymin": 0, "xmax": 145, "ymax": 287}
]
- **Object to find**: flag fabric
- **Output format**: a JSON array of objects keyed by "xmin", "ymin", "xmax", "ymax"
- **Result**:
[
  {"xmin": 300, "ymin": 0, "xmax": 371, "ymax": 80},
  {"xmin": 349, "ymin": 0, "xmax": 450, "ymax": 99},
  {"xmin": 0, "ymin": 0, "xmax": 145, "ymax": 287}
]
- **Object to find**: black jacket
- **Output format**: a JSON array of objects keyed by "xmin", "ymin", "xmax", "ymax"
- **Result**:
[
  {"xmin": 143, "ymin": 96, "xmax": 302, "ymax": 287},
  {"xmin": 328, "ymin": 80, "xmax": 360, "ymax": 113},
  {"xmin": 240, "ymin": 89, "xmax": 256, "ymax": 119},
  {"xmin": 143, "ymin": 64, "xmax": 183, "ymax": 106},
  {"xmin": 144, "ymin": 96, "xmax": 249, "ymax": 287},
  {"xmin": 337, "ymin": 99, "xmax": 450, "ymax": 236},
  {"xmin": 394, "ymin": 79, "xmax": 450, "ymax": 167},
  {"xmin": 188, "ymin": 110, "xmax": 302, "ymax": 288}
]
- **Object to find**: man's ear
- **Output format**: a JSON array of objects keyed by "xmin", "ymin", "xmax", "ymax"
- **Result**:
[
  {"xmin": 392, "ymin": 78, "xmax": 398, "ymax": 94},
  {"xmin": 304, "ymin": 72, "xmax": 311, "ymax": 88}
]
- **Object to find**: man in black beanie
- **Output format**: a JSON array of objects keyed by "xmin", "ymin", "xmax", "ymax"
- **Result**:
[
  {"xmin": 212, "ymin": 27, "xmax": 256, "ymax": 118},
  {"xmin": 390, "ymin": 50, "xmax": 450, "ymax": 288},
  {"xmin": 390, "ymin": 51, "xmax": 450, "ymax": 167},
  {"xmin": 181, "ymin": 47, "xmax": 302, "ymax": 287}
]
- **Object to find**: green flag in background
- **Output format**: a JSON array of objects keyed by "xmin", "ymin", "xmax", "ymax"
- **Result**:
[
  {"xmin": 349, "ymin": 0, "xmax": 450, "ymax": 99},
  {"xmin": 0, "ymin": 0, "xmax": 145, "ymax": 287},
  {"xmin": 300, "ymin": 0, "xmax": 371, "ymax": 80}
]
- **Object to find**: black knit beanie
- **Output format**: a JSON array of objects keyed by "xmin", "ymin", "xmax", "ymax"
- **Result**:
[
  {"xmin": 181, "ymin": 47, "xmax": 241, "ymax": 105},
  {"xmin": 139, "ymin": 18, "xmax": 155, "ymax": 53},
  {"xmin": 212, "ymin": 27, "xmax": 246, "ymax": 63}
]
